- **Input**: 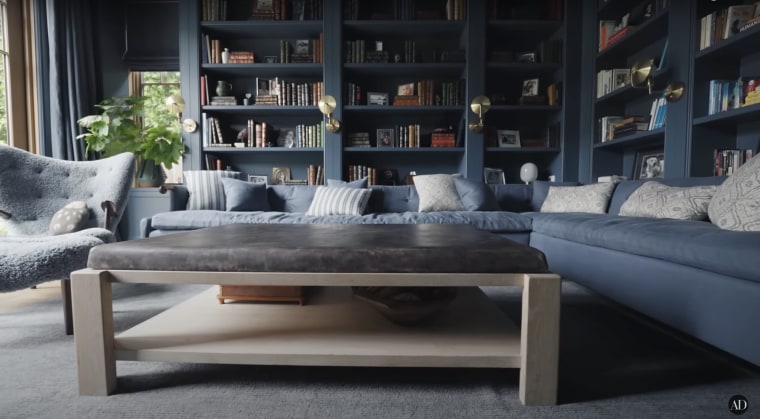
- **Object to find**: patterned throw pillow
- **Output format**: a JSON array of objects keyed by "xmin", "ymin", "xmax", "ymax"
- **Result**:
[
  {"xmin": 619, "ymin": 181, "xmax": 717, "ymax": 220},
  {"xmin": 184, "ymin": 170, "xmax": 240, "ymax": 210},
  {"xmin": 708, "ymin": 153, "xmax": 760, "ymax": 231},
  {"xmin": 306, "ymin": 186, "xmax": 372, "ymax": 216},
  {"xmin": 413, "ymin": 174, "xmax": 466, "ymax": 212},
  {"xmin": 49, "ymin": 201, "xmax": 89, "ymax": 235},
  {"xmin": 540, "ymin": 182, "xmax": 616, "ymax": 214},
  {"xmin": 220, "ymin": 177, "xmax": 270, "ymax": 212}
]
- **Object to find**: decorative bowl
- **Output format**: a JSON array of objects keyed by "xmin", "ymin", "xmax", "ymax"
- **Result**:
[{"xmin": 352, "ymin": 286, "xmax": 458, "ymax": 326}]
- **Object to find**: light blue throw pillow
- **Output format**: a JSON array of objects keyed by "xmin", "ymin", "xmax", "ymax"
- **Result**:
[
  {"xmin": 453, "ymin": 177, "xmax": 500, "ymax": 211},
  {"xmin": 220, "ymin": 178, "xmax": 270, "ymax": 212}
]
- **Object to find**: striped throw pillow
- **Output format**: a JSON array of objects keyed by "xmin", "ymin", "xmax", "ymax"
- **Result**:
[
  {"xmin": 184, "ymin": 170, "xmax": 240, "ymax": 210},
  {"xmin": 306, "ymin": 186, "xmax": 372, "ymax": 216}
]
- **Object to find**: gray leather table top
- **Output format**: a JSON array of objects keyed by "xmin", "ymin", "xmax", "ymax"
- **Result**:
[{"xmin": 87, "ymin": 224, "xmax": 549, "ymax": 273}]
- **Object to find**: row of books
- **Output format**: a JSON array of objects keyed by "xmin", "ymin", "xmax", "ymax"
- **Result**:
[
  {"xmin": 201, "ymin": 113, "xmax": 324, "ymax": 149},
  {"xmin": 202, "ymin": 36, "xmax": 323, "ymax": 64},
  {"xmin": 343, "ymin": 0, "xmax": 466, "ymax": 21},
  {"xmin": 306, "ymin": 164, "xmax": 324, "ymax": 186},
  {"xmin": 345, "ymin": 165, "xmax": 400, "ymax": 186},
  {"xmin": 707, "ymin": 77, "xmax": 760, "ymax": 115},
  {"xmin": 714, "ymin": 149, "xmax": 754, "ymax": 177},
  {"xmin": 256, "ymin": 78, "xmax": 324, "ymax": 107},
  {"xmin": 596, "ymin": 68, "xmax": 630, "ymax": 98},
  {"xmin": 699, "ymin": 3, "xmax": 760, "ymax": 51},
  {"xmin": 598, "ymin": 0, "xmax": 669, "ymax": 52}
]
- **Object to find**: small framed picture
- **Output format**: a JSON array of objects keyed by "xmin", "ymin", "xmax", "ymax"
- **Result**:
[
  {"xmin": 634, "ymin": 149, "xmax": 665, "ymax": 180},
  {"xmin": 263, "ymin": 56, "xmax": 278, "ymax": 63},
  {"xmin": 367, "ymin": 92, "xmax": 389, "ymax": 106},
  {"xmin": 497, "ymin": 129, "xmax": 521, "ymax": 148},
  {"xmin": 248, "ymin": 175, "xmax": 268, "ymax": 185},
  {"xmin": 272, "ymin": 167, "xmax": 291, "ymax": 185},
  {"xmin": 397, "ymin": 82, "xmax": 414, "ymax": 96},
  {"xmin": 612, "ymin": 68, "xmax": 630, "ymax": 89},
  {"xmin": 484, "ymin": 167, "xmax": 506, "ymax": 184},
  {"xmin": 522, "ymin": 78, "xmax": 539, "ymax": 96},
  {"xmin": 277, "ymin": 127, "xmax": 296, "ymax": 148},
  {"xmin": 516, "ymin": 51, "xmax": 536, "ymax": 63},
  {"xmin": 376, "ymin": 128, "xmax": 395, "ymax": 147},
  {"xmin": 295, "ymin": 39, "xmax": 311, "ymax": 54}
]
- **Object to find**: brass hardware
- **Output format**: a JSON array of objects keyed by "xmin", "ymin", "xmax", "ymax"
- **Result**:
[
  {"xmin": 182, "ymin": 118, "xmax": 198, "ymax": 133},
  {"xmin": 165, "ymin": 94, "xmax": 186, "ymax": 116},
  {"xmin": 630, "ymin": 58, "xmax": 656, "ymax": 94},
  {"xmin": 468, "ymin": 95, "xmax": 491, "ymax": 133},
  {"xmin": 664, "ymin": 81, "xmax": 685, "ymax": 102},
  {"xmin": 318, "ymin": 95, "xmax": 341, "ymax": 133}
]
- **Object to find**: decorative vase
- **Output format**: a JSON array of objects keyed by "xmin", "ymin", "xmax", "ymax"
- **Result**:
[
  {"xmin": 221, "ymin": 48, "xmax": 230, "ymax": 64},
  {"xmin": 520, "ymin": 162, "xmax": 539, "ymax": 184},
  {"xmin": 136, "ymin": 158, "xmax": 166, "ymax": 188},
  {"xmin": 215, "ymin": 80, "xmax": 232, "ymax": 96}
]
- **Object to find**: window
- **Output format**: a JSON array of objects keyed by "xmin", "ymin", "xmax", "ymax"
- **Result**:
[
  {"xmin": 131, "ymin": 71, "xmax": 182, "ymax": 183},
  {"xmin": 0, "ymin": 0, "xmax": 9, "ymax": 145}
]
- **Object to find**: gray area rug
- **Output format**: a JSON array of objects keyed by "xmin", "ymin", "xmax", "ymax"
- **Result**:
[{"xmin": 0, "ymin": 282, "xmax": 757, "ymax": 419}]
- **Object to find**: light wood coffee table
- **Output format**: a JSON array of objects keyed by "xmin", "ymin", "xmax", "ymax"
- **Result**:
[{"xmin": 72, "ymin": 224, "xmax": 560, "ymax": 405}]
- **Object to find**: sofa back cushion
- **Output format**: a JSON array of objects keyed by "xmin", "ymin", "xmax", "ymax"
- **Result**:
[
  {"xmin": 267, "ymin": 185, "xmax": 319, "ymax": 212},
  {"xmin": 618, "ymin": 181, "xmax": 717, "ymax": 220},
  {"xmin": 490, "ymin": 184, "xmax": 533, "ymax": 212},
  {"xmin": 540, "ymin": 182, "xmax": 616, "ymax": 214},
  {"xmin": 366, "ymin": 185, "xmax": 419, "ymax": 213},
  {"xmin": 221, "ymin": 178, "xmax": 270, "ymax": 212},
  {"xmin": 608, "ymin": 177, "xmax": 726, "ymax": 215},
  {"xmin": 708, "ymin": 153, "xmax": 760, "ymax": 231},
  {"xmin": 454, "ymin": 177, "xmax": 501, "ymax": 211}
]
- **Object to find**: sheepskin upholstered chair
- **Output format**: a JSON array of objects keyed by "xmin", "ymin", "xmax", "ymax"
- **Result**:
[{"xmin": 0, "ymin": 145, "xmax": 135, "ymax": 334}]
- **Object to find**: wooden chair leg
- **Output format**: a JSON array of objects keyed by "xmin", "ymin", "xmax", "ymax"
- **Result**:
[{"xmin": 61, "ymin": 279, "xmax": 73, "ymax": 335}]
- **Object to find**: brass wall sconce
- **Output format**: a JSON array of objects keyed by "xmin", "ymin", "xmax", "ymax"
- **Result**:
[
  {"xmin": 165, "ymin": 94, "xmax": 198, "ymax": 133},
  {"xmin": 468, "ymin": 95, "xmax": 491, "ymax": 133},
  {"xmin": 630, "ymin": 58, "xmax": 685, "ymax": 103},
  {"xmin": 318, "ymin": 95, "xmax": 341, "ymax": 133}
]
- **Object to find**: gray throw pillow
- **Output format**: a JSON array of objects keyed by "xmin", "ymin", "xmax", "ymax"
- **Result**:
[
  {"xmin": 184, "ymin": 170, "xmax": 240, "ymax": 210},
  {"xmin": 619, "ymin": 181, "xmax": 717, "ymax": 220},
  {"xmin": 540, "ymin": 182, "xmax": 616, "ymax": 214},
  {"xmin": 326, "ymin": 177, "xmax": 368, "ymax": 188},
  {"xmin": 49, "ymin": 201, "xmax": 89, "ymax": 235},
  {"xmin": 453, "ymin": 177, "xmax": 500, "ymax": 211},
  {"xmin": 306, "ymin": 186, "xmax": 372, "ymax": 216},
  {"xmin": 708, "ymin": 153, "xmax": 760, "ymax": 231},
  {"xmin": 221, "ymin": 177, "xmax": 270, "ymax": 212},
  {"xmin": 413, "ymin": 174, "xmax": 466, "ymax": 212}
]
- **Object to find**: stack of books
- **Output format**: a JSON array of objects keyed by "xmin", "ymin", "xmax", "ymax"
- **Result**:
[
  {"xmin": 210, "ymin": 96, "xmax": 236, "ymax": 106},
  {"xmin": 346, "ymin": 133, "xmax": 370, "ymax": 147}
]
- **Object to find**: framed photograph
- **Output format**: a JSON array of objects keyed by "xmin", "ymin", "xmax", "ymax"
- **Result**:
[
  {"xmin": 633, "ymin": 149, "xmax": 665, "ymax": 180},
  {"xmin": 277, "ymin": 127, "xmax": 296, "ymax": 148},
  {"xmin": 367, "ymin": 92, "xmax": 389, "ymax": 106},
  {"xmin": 612, "ymin": 68, "xmax": 630, "ymax": 89},
  {"xmin": 497, "ymin": 129, "xmax": 521, "ymax": 148},
  {"xmin": 376, "ymin": 128, "xmax": 395, "ymax": 147},
  {"xmin": 272, "ymin": 167, "xmax": 291, "ymax": 185},
  {"xmin": 516, "ymin": 51, "xmax": 536, "ymax": 63},
  {"xmin": 397, "ymin": 82, "xmax": 414, "ymax": 96},
  {"xmin": 295, "ymin": 39, "xmax": 311, "ymax": 54},
  {"xmin": 291, "ymin": 0, "xmax": 305, "ymax": 20},
  {"xmin": 522, "ymin": 78, "xmax": 539, "ymax": 96},
  {"xmin": 484, "ymin": 167, "xmax": 506, "ymax": 184},
  {"xmin": 248, "ymin": 175, "xmax": 268, "ymax": 185},
  {"xmin": 256, "ymin": 77, "xmax": 271, "ymax": 96},
  {"xmin": 263, "ymin": 55, "xmax": 279, "ymax": 63}
]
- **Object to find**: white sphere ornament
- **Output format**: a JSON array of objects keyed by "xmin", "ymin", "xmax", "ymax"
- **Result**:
[{"xmin": 520, "ymin": 162, "xmax": 538, "ymax": 184}]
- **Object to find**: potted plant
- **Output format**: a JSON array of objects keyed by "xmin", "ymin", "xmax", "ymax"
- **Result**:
[{"xmin": 77, "ymin": 95, "xmax": 185, "ymax": 187}]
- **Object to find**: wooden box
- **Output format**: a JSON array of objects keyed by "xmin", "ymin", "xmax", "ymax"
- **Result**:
[{"xmin": 217, "ymin": 285, "xmax": 305, "ymax": 305}]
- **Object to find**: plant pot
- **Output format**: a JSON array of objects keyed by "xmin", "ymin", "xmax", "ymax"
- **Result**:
[{"xmin": 136, "ymin": 158, "xmax": 165, "ymax": 187}]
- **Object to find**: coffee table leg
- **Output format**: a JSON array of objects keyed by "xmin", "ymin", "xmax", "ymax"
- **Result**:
[
  {"xmin": 72, "ymin": 270, "xmax": 116, "ymax": 396},
  {"xmin": 519, "ymin": 273, "xmax": 561, "ymax": 405}
]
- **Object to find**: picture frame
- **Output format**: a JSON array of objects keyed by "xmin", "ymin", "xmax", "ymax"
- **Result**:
[
  {"xmin": 633, "ymin": 149, "xmax": 665, "ymax": 180},
  {"xmin": 248, "ymin": 175, "xmax": 268, "ymax": 185},
  {"xmin": 295, "ymin": 39, "xmax": 311, "ymax": 55},
  {"xmin": 497, "ymin": 129, "xmax": 521, "ymax": 148},
  {"xmin": 277, "ymin": 127, "xmax": 296, "ymax": 148},
  {"xmin": 291, "ymin": 0, "xmax": 305, "ymax": 20},
  {"xmin": 612, "ymin": 68, "xmax": 630, "ymax": 89},
  {"xmin": 263, "ymin": 56, "xmax": 279, "ymax": 63},
  {"xmin": 516, "ymin": 51, "xmax": 536, "ymax": 63},
  {"xmin": 397, "ymin": 82, "xmax": 415, "ymax": 96},
  {"xmin": 272, "ymin": 167, "xmax": 291, "ymax": 185},
  {"xmin": 522, "ymin": 78, "xmax": 539, "ymax": 96},
  {"xmin": 376, "ymin": 128, "xmax": 395, "ymax": 147},
  {"xmin": 367, "ymin": 92, "xmax": 389, "ymax": 106},
  {"xmin": 483, "ymin": 167, "xmax": 506, "ymax": 184}
]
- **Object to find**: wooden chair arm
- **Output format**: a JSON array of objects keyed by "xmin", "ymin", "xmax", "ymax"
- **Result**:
[
  {"xmin": 100, "ymin": 201, "xmax": 118, "ymax": 230},
  {"xmin": 0, "ymin": 209, "xmax": 11, "ymax": 220}
]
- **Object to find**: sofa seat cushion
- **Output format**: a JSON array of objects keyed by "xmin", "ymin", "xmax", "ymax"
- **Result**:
[
  {"xmin": 149, "ymin": 210, "xmax": 532, "ymax": 234},
  {"xmin": 530, "ymin": 213, "xmax": 760, "ymax": 283}
]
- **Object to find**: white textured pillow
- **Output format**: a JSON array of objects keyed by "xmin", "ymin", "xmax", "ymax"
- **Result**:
[
  {"xmin": 414, "ymin": 174, "xmax": 466, "ymax": 212},
  {"xmin": 540, "ymin": 182, "xmax": 615, "ymax": 214},
  {"xmin": 49, "ymin": 201, "xmax": 89, "ymax": 235},
  {"xmin": 619, "ymin": 181, "xmax": 717, "ymax": 220},
  {"xmin": 184, "ymin": 170, "xmax": 240, "ymax": 210},
  {"xmin": 708, "ymin": 153, "xmax": 760, "ymax": 231},
  {"xmin": 306, "ymin": 186, "xmax": 372, "ymax": 216}
]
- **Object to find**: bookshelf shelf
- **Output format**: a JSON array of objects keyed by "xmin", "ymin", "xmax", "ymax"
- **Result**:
[
  {"xmin": 485, "ymin": 147, "xmax": 561, "ymax": 153},
  {"xmin": 344, "ymin": 147, "xmax": 464, "ymax": 153},
  {"xmin": 201, "ymin": 63, "xmax": 323, "ymax": 77},
  {"xmin": 695, "ymin": 25, "xmax": 760, "ymax": 63},
  {"xmin": 202, "ymin": 106, "xmax": 321, "ymax": 115},
  {"xmin": 596, "ymin": 10, "xmax": 668, "ymax": 66},
  {"xmin": 205, "ymin": 147, "xmax": 324, "ymax": 154},
  {"xmin": 593, "ymin": 128, "xmax": 665, "ymax": 150},
  {"xmin": 201, "ymin": 21, "xmax": 323, "ymax": 37},
  {"xmin": 343, "ymin": 20, "xmax": 465, "ymax": 36},
  {"xmin": 343, "ymin": 105, "xmax": 463, "ymax": 113},
  {"xmin": 490, "ymin": 105, "xmax": 561, "ymax": 112},
  {"xmin": 343, "ymin": 63, "xmax": 465, "ymax": 77},
  {"xmin": 693, "ymin": 105, "xmax": 760, "ymax": 130}
]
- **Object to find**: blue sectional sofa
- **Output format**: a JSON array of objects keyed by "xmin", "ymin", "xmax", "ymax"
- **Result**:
[{"xmin": 140, "ymin": 176, "xmax": 760, "ymax": 367}]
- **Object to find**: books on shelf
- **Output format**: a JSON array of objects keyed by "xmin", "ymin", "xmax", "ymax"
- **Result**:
[
  {"xmin": 708, "ymin": 77, "xmax": 760, "ymax": 114},
  {"xmin": 596, "ymin": 69, "xmax": 630, "ymax": 98},
  {"xmin": 700, "ymin": 4, "xmax": 758, "ymax": 50},
  {"xmin": 714, "ymin": 149, "xmax": 754, "ymax": 176},
  {"xmin": 599, "ymin": 116, "xmax": 623, "ymax": 143}
]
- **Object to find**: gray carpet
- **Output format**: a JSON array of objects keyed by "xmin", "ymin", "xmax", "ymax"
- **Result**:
[{"xmin": 0, "ymin": 282, "xmax": 757, "ymax": 419}]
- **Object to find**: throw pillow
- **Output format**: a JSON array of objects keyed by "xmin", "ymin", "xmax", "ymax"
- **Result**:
[
  {"xmin": 326, "ymin": 177, "xmax": 368, "ymax": 188},
  {"xmin": 184, "ymin": 170, "xmax": 240, "ymax": 210},
  {"xmin": 619, "ymin": 181, "xmax": 717, "ymax": 220},
  {"xmin": 413, "ymin": 174, "xmax": 466, "ymax": 212},
  {"xmin": 220, "ymin": 178, "xmax": 270, "ymax": 212},
  {"xmin": 540, "ymin": 182, "xmax": 616, "ymax": 214},
  {"xmin": 453, "ymin": 177, "xmax": 500, "ymax": 211},
  {"xmin": 49, "ymin": 201, "xmax": 89, "ymax": 235},
  {"xmin": 708, "ymin": 153, "xmax": 760, "ymax": 231},
  {"xmin": 305, "ymin": 186, "xmax": 372, "ymax": 216}
]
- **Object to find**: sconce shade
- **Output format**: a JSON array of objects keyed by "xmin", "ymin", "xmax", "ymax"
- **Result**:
[
  {"xmin": 520, "ymin": 162, "xmax": 539, "ymax": 184},
  {"xmin": 165, "ymin": 94, "xmax": 185, "ymax": 116}
]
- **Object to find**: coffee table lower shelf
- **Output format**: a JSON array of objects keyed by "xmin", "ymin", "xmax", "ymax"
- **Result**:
[{"xmin": 114, "ymin": 286, "xmax": 522, "ymax": 368}]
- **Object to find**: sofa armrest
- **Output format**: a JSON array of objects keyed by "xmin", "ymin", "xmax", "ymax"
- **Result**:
[
  {"xmin": 0, "ymin": 209, "xmax": 10, "ymax": 220},
  {"xmin": 160, "ymin": 184, "xmax": 190, "ymax": 211},
  {"xmin": 139, "ymin": 216, "xmax": 154, "ymax": 239}
]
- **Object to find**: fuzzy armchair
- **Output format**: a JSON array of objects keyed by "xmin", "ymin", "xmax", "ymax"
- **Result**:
[{"xmin": 0, "ymin": 145, "xmax": 135, "ymax": 334}]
